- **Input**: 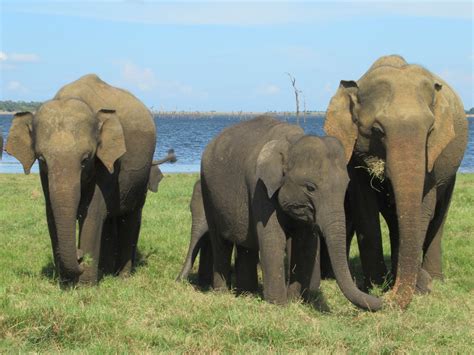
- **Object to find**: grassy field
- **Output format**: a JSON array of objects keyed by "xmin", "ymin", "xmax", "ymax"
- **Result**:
[{"xmin": 0, "ymin": 173, "xmax": 472, "ymax": 353}]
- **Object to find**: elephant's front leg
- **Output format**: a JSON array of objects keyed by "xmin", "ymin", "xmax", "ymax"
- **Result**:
[
  {"xmin": 349, "ymin": 167, "xmax": 387, "ymax": 289},
  {"xmin": 288, "ymin": 228, "xmax": 320, "ymax": 301},
  {"xmin": 256, "ymin": 211, "xmax": 287, "ymax": 304},
  {"xmin": 78, "ymin": 186, "xmax": 107, "ymax": 284},
  {"xmin": 414, "ymin": 186, "xmax": 438, "ymax": 294},
  {"xmin": 422, "ymin": 177, "xmax": 456, "ymax": 280}
]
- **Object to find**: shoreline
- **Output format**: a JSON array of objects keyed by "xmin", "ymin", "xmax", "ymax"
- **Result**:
[{"xmin": 1, "ymin": 110, "xmax": 472, "ymax": 118}]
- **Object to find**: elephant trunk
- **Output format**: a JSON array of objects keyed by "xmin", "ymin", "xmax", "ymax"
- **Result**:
[
  {"xmin": 48, "ymin": 171, "xmax": 83, "ymax": 281},
  {"xmin": 385, "ymin": 133, "xmax": 426, "ymax": 309},
  {"xmin": 321, "ymin": 211, "xmax": 383, "ymax": 311}
]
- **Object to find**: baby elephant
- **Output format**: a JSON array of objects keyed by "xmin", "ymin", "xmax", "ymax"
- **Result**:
[
  {"xmin": 176, "ymin": 180, "xmax": 212, "ymax": 286},
  {"xmin": 201, "ymin": 116, "xmax": 382, "ymax": 310}
]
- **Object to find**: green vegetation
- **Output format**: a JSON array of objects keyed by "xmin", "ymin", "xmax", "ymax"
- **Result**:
[
  {"xmin": 467, "ymin": 107, "xmax": 474, "ymax": 114},
  {"xmin": 0, "ymin": 173, "xmax": 472, "ymax": 352},
  {"xmin": 0, "ymin": 101, "xmax": 42, "ymax": 113}
]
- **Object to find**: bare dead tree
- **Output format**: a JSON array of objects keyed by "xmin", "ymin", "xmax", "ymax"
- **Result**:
[
  {"xmin": 302, "ymin": 93, "xmax": 307, "ymax": 123},
  {"xmin": 286, "ymin": 72, "xmax": 301, "ymax": 125}
]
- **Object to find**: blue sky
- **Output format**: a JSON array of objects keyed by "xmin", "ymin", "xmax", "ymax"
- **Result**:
[{"xmin": 1, "ymin": 1, "xmax": 472, "ymax": 111}]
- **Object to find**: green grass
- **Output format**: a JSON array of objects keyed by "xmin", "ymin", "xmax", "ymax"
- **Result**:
[{"xmin": 0, "ymin": 173, "xmax": 473, "ymax": 352}]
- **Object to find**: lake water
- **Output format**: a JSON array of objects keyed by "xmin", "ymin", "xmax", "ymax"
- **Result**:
[{"xmin": 1, "ymin": 114, "xmax": 473, "ymax": 173}]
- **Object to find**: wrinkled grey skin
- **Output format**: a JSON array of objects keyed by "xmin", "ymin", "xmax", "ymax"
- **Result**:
[
  {"xmin": 324, "ymin": 55, "xmax": 468, "ymax": 309},
  {"xmin": 201, "ymin": 116, "xmax": 382, "ymax": 310},
  {"xmin": 176, "ymin": 180, "xmax": 212, "ymax": 286},
  {"xmin": 6, "ymin": 74, "xmax": 157, "ymax": 285}
]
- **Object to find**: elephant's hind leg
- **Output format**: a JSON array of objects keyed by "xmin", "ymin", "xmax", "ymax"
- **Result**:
[
  {"xmin": 210, "ymin": 229, "xmax": 233, "ymax": 291},
  {"xmin": 116, "ymin": 208, "xmax": 143, "ymax": 277},
  {"xmin": 197, "ymin": 232, "xmax": 213, "ymax": 287},
  {"xmin": 235, "ymin": 245, "xmax": 258, "ymax": 294}
]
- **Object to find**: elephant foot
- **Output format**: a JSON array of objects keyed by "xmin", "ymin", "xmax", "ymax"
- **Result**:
[
  {"xmin": 287, "ymin": 282, "xmax": 302, "ymax": 301},
  {"xmin": 415, "ymin": 268, "xmax": 433, "ymax": 295},
  {"xmin": 78, "ymin": 264, "xmax": 99, "ymax": 285}
]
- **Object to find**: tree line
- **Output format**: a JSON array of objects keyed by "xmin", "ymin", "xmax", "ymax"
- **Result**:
[
  {"xmin": 1, "ymin": 100, "xmax": 473, "ymax": 115},
  {"xmin": 0, "ymin": 100, "xmax": 43, "ymax": 113}
]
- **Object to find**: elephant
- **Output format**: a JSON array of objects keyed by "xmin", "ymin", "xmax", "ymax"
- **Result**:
[
  {"xmin": 6, "ymin": 74, "xmax": 157, "ymax": 284},
  {"xmin": 176, "ymin": 179, "xmax": 212, "ymax": 286},
  {"xmin": 324, "ymin": 55, "xmax": 468, "ymax": 309},
  {"xmin": 200, "ymin": 115, "xmax": 382, "ymax": 310}
]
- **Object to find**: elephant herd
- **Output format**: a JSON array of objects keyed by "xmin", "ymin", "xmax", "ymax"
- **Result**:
[{"xmin": 3, "ymin": 55, "xmax": 468, "ymax": 312}]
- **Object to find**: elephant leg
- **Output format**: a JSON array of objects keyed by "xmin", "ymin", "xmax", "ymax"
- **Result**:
[
  {"xmin": 78, "ymin": 187, "xmax": 108, "ymax": 284},
  {"xmin": 288, "ymin": 228, "xmax": 319, "ymax": 301},
  {"xmin": 422, "ymin": 177, "xmax": 455, "ymax": 280},
  {"xmin": 116, "ymin": 208, "xmax": 143, "ymax": 277},
  {"xmin": 349, "ymin": 168, "xmax": 387, "ymax": 289},
  {"xmin": 40, "ymin": 171, "xmax": 62, "ymax": 279},
  {"xmin": 197, "ymin": 233, "xmax": 213, "ymax": 286},
  {"xmin": 414, "ymin": 187, "xmax": 438, "ymax": 294},
  {"xmin": 319, "ymin": 237, "xmax": 333, "ymax": 279},
  {"xmin": 379, "ymin": 201, "xmax": 399, "ymax": 287},
  {"xmin": 210, "ymin": 228, "xmax": 233, "ymax": 290},
  {"xmin": 98, "ymin": 217, "xmax": 118, "ymax": 276},
  {"xmin": 177, "ymin": 213, "xmax": 209, "ymax": 282},
  {"xmin": 235, "ymin": 245, "xmax": 259, "ymax": 294},
  {"xmin": 256, "ymin": 213, "xmax": 287, "ymax": 304}
]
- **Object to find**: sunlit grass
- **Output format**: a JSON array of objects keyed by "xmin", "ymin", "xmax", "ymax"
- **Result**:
[{"xmin": 0, "ymin": 173, "xmax": 472, "ymax": 352}]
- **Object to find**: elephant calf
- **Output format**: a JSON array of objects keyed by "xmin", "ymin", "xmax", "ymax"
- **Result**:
[
  {"xmin": 200, "ymin": 116, "xmax": 382, "ymax": 310},
  {"xmin": 6, "ymin": 74, "xmax": 157, "ymax": 284},
  {"xmin": 176, "ymin": 179, "xmax": 212, "ymax": 286}
]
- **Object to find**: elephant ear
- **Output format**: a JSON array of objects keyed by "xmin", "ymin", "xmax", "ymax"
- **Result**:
[
  {"xmin": 256, "ymin": 139, "xmax": 290, "ymax": 199},
  {"xmin": 5, "ymin": 112, "xmax": 35, "ymax": 174},
  {"xmin": 427, "ymin": 83, "xmax": 456, "ymax": 173},
  {"xmin": 96, "ymin": 109, "xmax": 126, "ymax": 174},
  {"xmin": 148, "ymin": 162, "xmax": 163, "ymax": 192},
  {"xmin": 324, "ymin": 80, "xmax": 359, "ymax": 163}
]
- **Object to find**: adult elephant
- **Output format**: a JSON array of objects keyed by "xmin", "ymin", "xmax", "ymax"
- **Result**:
[
  {"xmin": 201, "ymin": 116, "xmax": 382, "ymax": 310},
  {"xmin": 324, "ymin": 55, "xmax": 468, "ymax": 309},
  {"xmin": 6, "ymin": 74, "xmax": 157, "ymax": 284}
]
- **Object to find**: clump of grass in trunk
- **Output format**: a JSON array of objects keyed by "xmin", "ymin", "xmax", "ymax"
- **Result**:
[{"xmin": 356, "ymin": 155, "xmax": 386, "ymax": 190}]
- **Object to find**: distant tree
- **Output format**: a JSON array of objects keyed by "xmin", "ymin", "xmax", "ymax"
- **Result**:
[
  {"xmin": 286, "ymin": 73, "xmax": 302, "ymax": 124},
  {"xmin": 0, "ymin": 100, "xmax": 42, "ymax": 112},
  {"xmin": 468, "ymin": 107, "xmax": 474, "ymax": 114}
]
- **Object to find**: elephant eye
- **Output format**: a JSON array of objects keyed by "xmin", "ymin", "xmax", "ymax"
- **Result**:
[
  {"xmin": 371, "ymin": 124, "xmax": 385, "ymax": 137},
  {"xmin": 81, "ymin": 154, "xmax": 92, "ymax": 168},
  {"xmin": 305, "ymin": 183, "xmax": 316, "ymax": 193}
]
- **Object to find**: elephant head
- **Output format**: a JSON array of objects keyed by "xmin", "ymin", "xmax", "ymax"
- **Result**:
[
  {"xmin": 256, "ymin": 135, "xmax": 382, "ymax": 311},
  {"xmin": 5, "ymin": 98, "xmax": 126, "ymax": 281},
  {"xmin": 324, "ymin": 55, "xmax": 457, "ymax": 308}
]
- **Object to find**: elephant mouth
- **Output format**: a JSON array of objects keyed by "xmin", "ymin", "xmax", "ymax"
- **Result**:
[{"xmin": 282, "ymin": 202, "xmax": 315, "ymax": 223}]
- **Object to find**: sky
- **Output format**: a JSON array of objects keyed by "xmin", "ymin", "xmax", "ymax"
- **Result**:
[{"xmin": 1, "ymin": 1, "xmax": 472, "ymax": 112}]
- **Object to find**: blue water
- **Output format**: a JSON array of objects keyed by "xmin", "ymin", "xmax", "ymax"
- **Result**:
[{"xmin": 1, "ymin": 114, "xmax": 473, "ymax": 173}]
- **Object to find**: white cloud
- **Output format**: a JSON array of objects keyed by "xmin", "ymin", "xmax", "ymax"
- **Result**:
[
  {"xmin": 0, "ymin": 51, "xmax": 40, "ymax": 63},
  {"xmin": 6, "ymin": 81, "xmax": 28, "ymax": 93},
  {"xmin": 120, "ymin": 61, "xmax": 157, "ymax": 91},
  {"xmin": 257, "ymin": 84, "xmax": 281, "ymax": 96},
  {"xmin": 117, "ymin": 60, "xmax": 208, "ymax": 99}
]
